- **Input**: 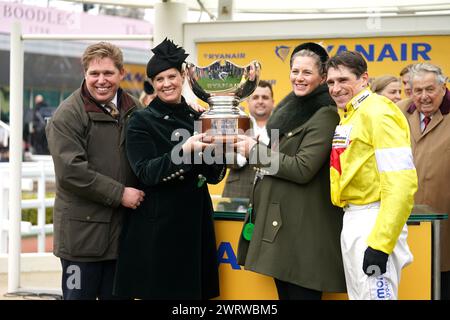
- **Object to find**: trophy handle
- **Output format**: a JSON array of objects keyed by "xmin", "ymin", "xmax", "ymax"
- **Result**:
[{"xmin": 185, "ymin": 63, "xmax": 211, "ymax": 103}]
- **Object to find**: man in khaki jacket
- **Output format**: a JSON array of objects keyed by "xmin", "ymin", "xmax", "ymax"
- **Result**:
[
  {"xmin": 46, "ymin": 42, "xmax": 145, "ymax": 300},
  {"xmin": 222, "ymin": 80, "xmax": 274, "ymax": 199},
  {"xmin": 403, "ymin": 63, "xmax": 450, "ymax": 299}
]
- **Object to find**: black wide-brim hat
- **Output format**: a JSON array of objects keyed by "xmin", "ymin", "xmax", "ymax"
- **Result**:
[
  {"xmin": 290, "ymin": 42, "xmax": 329, "ymax": 64},
  {"xmin": 146, "ymin": 38, "xmax": 189, "ymax": 79}
]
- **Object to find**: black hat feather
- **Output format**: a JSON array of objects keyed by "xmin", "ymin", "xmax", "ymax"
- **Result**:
[{"xmin": 146, "ymin": 38, "xmax": 189, "ymax": 79}]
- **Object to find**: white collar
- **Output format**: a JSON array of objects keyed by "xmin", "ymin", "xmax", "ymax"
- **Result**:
[
  {"xmin": 419, "ymin": 112, "xmax": 433, "ymax": 121},
  {"xmin": 250, "ymin": 116, "xmax": 267, "ymax": 129},
  {"xmin": 102, "ymin": 93, "xmax": 118, "ymax": 107}
]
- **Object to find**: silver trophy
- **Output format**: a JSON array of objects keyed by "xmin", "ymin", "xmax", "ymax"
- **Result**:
[{"xmin": 185, "ymin": 60, "xmax": 261, "ymax": 144}]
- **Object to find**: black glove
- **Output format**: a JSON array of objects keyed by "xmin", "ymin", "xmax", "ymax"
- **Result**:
[{"xmin": 362, "ymin": 246, "xmax": 389, "ymax": 276}]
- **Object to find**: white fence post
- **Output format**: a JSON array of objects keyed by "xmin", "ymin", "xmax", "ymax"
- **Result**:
[
  {"xmin": 37, "ymin": 161, "xmax": 46, "ymax": 253},
  {"xmin": 8, "ymin": 20, "xmax": 24, "ymax": 293},
  {"xmin": 0, "ymin": 170, "xmax": 9, "ymax": 254}
]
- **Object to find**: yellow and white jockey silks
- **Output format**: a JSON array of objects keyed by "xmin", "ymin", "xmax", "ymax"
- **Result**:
[
  {"xmin": 341, "ymin": 203, "xmax": 413, "ymax": 300},
  {"xmin": 330, "ymin": 89, "xmax": 418, "ymax": 254}
]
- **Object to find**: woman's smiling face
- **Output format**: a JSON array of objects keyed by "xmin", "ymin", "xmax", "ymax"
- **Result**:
[{"xmin": 290, "ymin": 55, "xmax": 325, "ymax": 97}]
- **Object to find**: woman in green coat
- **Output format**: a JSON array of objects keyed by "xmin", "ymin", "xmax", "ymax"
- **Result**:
[{"xmin": 236, "ymin": 43, "xmax": 346, "ymax": 299}]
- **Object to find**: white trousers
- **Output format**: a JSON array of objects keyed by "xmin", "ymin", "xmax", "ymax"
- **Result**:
[{"xmin": 341, "ymin": 202, "xmax": 413, "ymax": 300}]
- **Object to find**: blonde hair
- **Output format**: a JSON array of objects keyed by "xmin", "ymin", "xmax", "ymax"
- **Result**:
[
  {"xmin": 81, "ymin": 42, "xmax": 124, "ymax": 72},
  {"xmin": 370, "ymin": 75, "xmax": 400, "ymax": 94},
  {"xmin": 291, "ymin": 49, "xmax": 325, "ymax": 75}
]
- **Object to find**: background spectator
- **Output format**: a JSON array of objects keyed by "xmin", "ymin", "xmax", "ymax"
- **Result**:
[
  {"xmin": 31, "ymin": 94, "xmax": 52, "ymax": 154},
  {"xmin": 370, "ymin": 75, "xmax": 402, "ymax": 104},
  {"xmin": 403, "ymin": 63, "xmax": 450, "ymax": 299},
  {"xmin": 222, "ymin": 80, "xmax": 274, "ymax": 199}
]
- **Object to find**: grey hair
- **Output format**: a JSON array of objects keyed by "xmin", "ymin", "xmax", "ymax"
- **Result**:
[
  {"xmin": 410, "ymin": 63, "xmax": 447, "ymax": 86},
  {"xmin": 290, "ymin": 49, "xmax": 325, "ymax": 75}
]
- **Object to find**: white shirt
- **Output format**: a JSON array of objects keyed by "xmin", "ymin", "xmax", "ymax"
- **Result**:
[
  {"xmin": 236, "ymin": 116, "xmax": 270, "ymax": 167},
  {"xmin": 102, "ymin": 94, "xmax": 118, "ymax": 109},
  {"xmin": 419, "ymin": 112, "xmax": 433, "ymax": 132},
  {"xmin": 250, "ymin": 116, "xmax": 270, "ymax": 146}
]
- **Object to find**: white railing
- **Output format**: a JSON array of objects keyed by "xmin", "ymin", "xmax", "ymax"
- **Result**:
[{"xmin": 0, "ymin": 157, "xmax": 55, "ymax": 255}]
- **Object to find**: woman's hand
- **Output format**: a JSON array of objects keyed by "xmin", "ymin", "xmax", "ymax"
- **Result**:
[
  {"xmin": 187, "ymin": 102, "xmax": 206, "ymax": 113},
  {"xmin": 182, "ymin": 133, "xmax": 213, "ymax": 154},
  {"xmin": 234, "ymin": 134, "xmax": 257, "ymax": 158}
]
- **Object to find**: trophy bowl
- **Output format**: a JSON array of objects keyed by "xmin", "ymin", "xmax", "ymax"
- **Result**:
[{"xmin": 185, "ymin": 60, "xmax": 261, "ymax": 144}]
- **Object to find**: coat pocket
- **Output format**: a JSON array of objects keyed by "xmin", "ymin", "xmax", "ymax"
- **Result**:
[
  {"xmin": 65, "ymin": 215, "xmax": 110, "ymax": 257},
  {"xmin": 262, "ymin": 202, "xmax": 282, "ymax": 243},
  {"xmin": 63, "ymin": 200, "xmax": 112, "ymax": 257}
]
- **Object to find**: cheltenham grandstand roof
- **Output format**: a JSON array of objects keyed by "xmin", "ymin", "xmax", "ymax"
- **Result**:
[{"xmin": 32, "ymin": 0, "xmax": 450, "ymax": 21}]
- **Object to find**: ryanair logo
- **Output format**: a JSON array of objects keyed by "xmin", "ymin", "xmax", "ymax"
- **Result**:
[
  {"xmin": 203, "ymin": 52, "xmax": 246, "ymax": 60},
  {"xmin": 327, "ymin": 43, "xmax": 431, "ymax": 62},
  {"xmin": 275, "ymin": 41, "xmax": 432, "ymax": 63},
  {"xmin": 274, "ymin": 45, "xmax": 290, "ymax": 62}
]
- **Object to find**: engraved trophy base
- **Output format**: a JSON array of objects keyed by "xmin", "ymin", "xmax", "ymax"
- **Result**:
[
  {"xmin": 200, "ymin": 114, "xmax": 250, "ymax": 163},
  {"xmin": 201, "ymin": 115, "xmax": 250, "ymax": 143}
]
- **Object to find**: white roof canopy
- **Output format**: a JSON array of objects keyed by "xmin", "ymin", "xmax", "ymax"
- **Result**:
[{"xmin": 60, "ymin": 0, "xmax": 450, "ymax": 16}]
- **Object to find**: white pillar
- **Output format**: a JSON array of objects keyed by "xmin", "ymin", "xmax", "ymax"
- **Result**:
[
  {"xmin": 8, "ymin": 21, "xmax": 23, "ymax": 293},
  {"xmin": 154, "ymin": 1, "xmax": 187, "ymax": 46}
]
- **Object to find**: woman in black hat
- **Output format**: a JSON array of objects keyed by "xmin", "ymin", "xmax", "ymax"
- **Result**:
[
  {"xmin": 235, "ymin": 43, "xmax": 347, "ymax": 299},
  {"xmin": 114, "ymin": 38, "xmax": 225, "ymax": 299}
]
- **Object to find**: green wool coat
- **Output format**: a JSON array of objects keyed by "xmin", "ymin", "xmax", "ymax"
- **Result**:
[{"xmin": 237, "ymin": 85, "xmax": 346, "ymax": 293}]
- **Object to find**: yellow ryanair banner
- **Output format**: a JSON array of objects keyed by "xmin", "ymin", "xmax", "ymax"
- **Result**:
[
  {"xmin": 197, "ymin": 35, "xmax": 450, "ymax": 103},
  {"xmin": 201, "ymin": 35, "xmax": 450, "ymax": 196},
  {"xmin": 214, "ymin": 217, "xmax": 431, "ymax": 299}
]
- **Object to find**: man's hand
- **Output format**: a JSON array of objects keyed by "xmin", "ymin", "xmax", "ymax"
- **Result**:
[
  {"xmin": 121, "ymin": 187, "xmax": 145, "ymax": 210},
  {"xmin": 362, "ymin": 246, "xmax": 389, "ymax": 276}
]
